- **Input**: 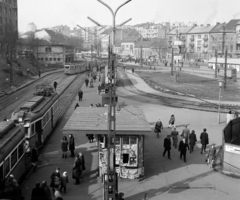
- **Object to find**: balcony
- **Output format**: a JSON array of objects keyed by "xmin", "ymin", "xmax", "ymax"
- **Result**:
[
  {"xmin": 190, "ymin": 49, "xmax": 194, "ymax": 53},
  {"xmin": 190, "ymin": 37, "xmax": 194, "ymax": 41},
  {"xmin": 203, "ymin": 43, "xmax": 208, "ymax": 47},
  {"xmin": 203, "ymin": 36, "xmax": 208, "ymax": 41}
]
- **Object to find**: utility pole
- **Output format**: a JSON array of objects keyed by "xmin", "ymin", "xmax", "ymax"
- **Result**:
[
  {"xmin": 171, "ymin": 47, "xmax": 174, "ymax": 76},
  {"xmin": 224, "ymin": 49, "xmax": 227, "ymax": 89},
  {"xmin": 140, "ymin": 45, "xmax": 142, "ymax": 67},
  {"xmin": 215, "ymin": 49, "xmax": 218, "ymax": 78},
  {"xmin": 94, "ymin": 1, "xmax": 132, "ymax": 199}
]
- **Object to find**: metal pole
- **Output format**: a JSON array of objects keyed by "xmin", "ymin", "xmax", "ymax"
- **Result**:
[
  {"xmin": 215, "ymin": 49, "xmax": 218, "ymax": 78},
  {"xmin": 224, "ymin": 49, "xmax": 227, "ymax": 89},
  {"xmin": 218, "ymin": 86, "xmax": 221, "ymax": 124},
  {"xmin": 140, "ymin": 45, "xmax": 142, "ymax": 67},
  {"xmin": 171, "ymin": 47, "xmax": 174, "ymax": 76}
]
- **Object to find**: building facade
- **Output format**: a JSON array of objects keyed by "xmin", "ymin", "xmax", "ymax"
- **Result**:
[
  {"xmin": 49, "ymin": 25, "xmax": 70, "ymax": 37},
  {"xmin": 35, "ymin": 44, "xmax": 75, "ymax": 66},
  {"xmin": 0, "ymin": 0, "xmax": 18, "ymax": 35}
]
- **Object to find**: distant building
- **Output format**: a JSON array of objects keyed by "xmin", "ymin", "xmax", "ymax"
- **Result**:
[
  {"xmin": 49, "ymin": 25, "xmax": 71, "ymax": 37},
  {"xmin": 26, "ymin": 22, "xmax": 37, "ymax": 32},
  {"xmin": 0, "ymin": 0, "xmax": 18, "ymax": 35},
  {"xmin": 35, "ymin": 29, "xmax": 67, "ymax": 44},
  {"xmin": 134, "ymin": 23, "xmax": 167, "ymax": 39}
]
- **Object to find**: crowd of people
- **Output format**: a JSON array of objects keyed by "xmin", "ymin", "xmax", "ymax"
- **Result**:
[{"xmin": 156, "ymin": 116, "xmax": 216, "ymax": 168}]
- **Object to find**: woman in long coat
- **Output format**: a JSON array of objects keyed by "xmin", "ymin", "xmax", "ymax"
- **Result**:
[
  {"xmin": 31, "ymin": 145, "xmax": 38, "ymax": 172},
  {"xmin": 72, "ymin": 155, "xmax": 82, "ymax": 185},
  {"xmin": 61, "ymin": 136, "xmax": 68, "ymax": 158},
  {"xmin": 69, "ymin": 134, "xmax": 75, "ymax": 157},
  {"xmin": 79, "ymin": 152, "xmax": 86, "ymax": 179},
  {"xmin": 189, "ymin": 130, "xmax": 197, "ymax": 153}
]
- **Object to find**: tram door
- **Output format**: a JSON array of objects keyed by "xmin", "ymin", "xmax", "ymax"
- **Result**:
[{"xmin": 35, "ymin": 120, "xmax": 42, "ymax": 146}]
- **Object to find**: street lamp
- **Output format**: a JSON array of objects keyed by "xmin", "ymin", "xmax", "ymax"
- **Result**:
[{"xmin": 218, "ymin": 80, "xmax": 224, "ymax": 124}]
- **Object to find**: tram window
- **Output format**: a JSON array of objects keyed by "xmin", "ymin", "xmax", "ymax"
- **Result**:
[
  {"xmin": 30, "ymin": 124, "xmax": 35, "ymax": 136},
  {"xmin": 0, "ymin": 163, "xmax": 3, "ymax": 180},
  {"xmin": 23, "ymin": 126, "xmax": 29, "ymax": 137},
  {"xmin": 4, "ymin": 157, "xmax": 10, "ymax": 176},
  {"xmin": 123, "ymin": 137, "xmax": 129, "ymax": 145},
  {"xmin": 122, "ymin": 154, "xmax": 129, "ymax": 163},
  {"xmin": 130, "ymin": 137, "xmax": 137, "ymax": 144},
  {"xmin": 18, "ymin": 141, "xmax": 24, "ymax": 159},
  {"xmin": 11, "ymin": 149, "xmax": 17, "ymax": 169}
]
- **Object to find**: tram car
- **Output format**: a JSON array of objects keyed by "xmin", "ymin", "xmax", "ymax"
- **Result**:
[
  {"xmin": 64, "ymin": 59, "xmax": 90, "ymax": 75},
  {"xmin": 11, "ymin": 85, "xmax": 60, "ymax": 148},
  {"xmin": 0, "ymin": 120, "xmax": 25, "ymax": 183}
]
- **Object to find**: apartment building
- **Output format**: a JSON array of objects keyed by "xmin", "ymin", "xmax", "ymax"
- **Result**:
[
  {"xmin": 49, "ymin": 25, "xmax": 70, "ymax": 37},
  {"xmin": 0, "ymin": 0, "xmax": 18, "ymax": 35}
]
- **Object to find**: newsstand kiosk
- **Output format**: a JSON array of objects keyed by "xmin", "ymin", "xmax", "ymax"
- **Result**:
[{"xmin": 62, "ymin": 105, "xmax": 152, "ymax": 180}]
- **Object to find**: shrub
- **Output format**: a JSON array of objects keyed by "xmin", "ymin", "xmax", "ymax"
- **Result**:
[
  {"xmin": 16, "ymin": 70, "xmax": 24, "ymax": 76},
  {"xmin": 2, "ymin": 68, "xmax": 10, "ymax": 73}
]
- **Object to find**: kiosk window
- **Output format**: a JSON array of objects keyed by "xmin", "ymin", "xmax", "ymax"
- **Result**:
[
  {"xmin": 122, "ymin": 154, "xmax": 129, "ymax": 164},
  {"xmin": 130, "ymin": 137, "xmax": 137, "ymax": 144},
  {"xmin": 18, "ymin": 141, "xmax": 24, "ymax": 159},
  {"xmin": 11, "ymin": 149, "xmax": 17, "ymax": 169},
  {"xmin": 4, "ymin": 157, "xmax": 10, "ymax": 176},
  {"xmin": 123, "ymin": 137, "xmax": 129, "ymax": 144}
]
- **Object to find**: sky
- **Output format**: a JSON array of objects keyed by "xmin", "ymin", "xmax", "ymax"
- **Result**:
[{"xmin": 18, "ymin": 0, "xmax": 240, "ymax": 33}]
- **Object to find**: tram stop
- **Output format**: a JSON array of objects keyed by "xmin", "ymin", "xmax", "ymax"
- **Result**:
[
  {"xmin": 62, "ymin": 105, "xmax": 152, "ymax": 180},
  {"xmin": 222, "ymin": 117, "xmax": 240, "ymax": 176}
]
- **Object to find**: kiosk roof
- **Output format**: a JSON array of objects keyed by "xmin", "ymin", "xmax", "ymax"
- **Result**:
[{"xmin": 63, "ymin": 106, "xmax": 152, "ymax": 135}]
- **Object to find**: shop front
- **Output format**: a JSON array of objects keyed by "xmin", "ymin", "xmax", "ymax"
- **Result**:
[{"xmin": 62, "ymin": 105, "xmax": 151, "ymax": 180}]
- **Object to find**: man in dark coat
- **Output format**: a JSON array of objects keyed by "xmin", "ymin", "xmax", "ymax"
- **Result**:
[
  {"xmin": 200, "ymin": 128, "xmax": 209, "ymax": 154},
  {"xmin": 179, "ymin": 138, "xmax": 189, "ymax": 162},
  {"xmin": 31, "ymin": 145, "xmax": 38, "ymax": 172},
  {"xmin": 53, "ymin": 81, "xmax": 57, "ymax": 92},
  {"xmin": 85, "ymin": 78, "xmax": 89, "ymax": 87},
  {"xmin": 189, "ymin": 130, "xmax": 197, "ymax": 153},
  {"xmin": 69, "ymin": 134, "xmax": 75, "ymax": 157},
  {"xmin": 78, "ymin": 90, "xmax": 83, "ymax": 101},
  {"xmin": 72, "ymin": 155, "xmax": 82, "ymax": 185},
  {"xmin": 31, "ymin": 182, "xmax": 44, "ymax": 200},
  {"xmin": 50, "ymin": 168, "xmax": 61, "ymax": 192},
  {"xmin": 162, "ymin": 135, "xmax": 171, "ymax": 159},
  {"xmin": 41, "ymin": 181, "xmax": 52, "ymax": 200}
]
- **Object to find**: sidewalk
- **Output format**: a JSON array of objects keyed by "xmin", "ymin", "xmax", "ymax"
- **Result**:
[{"xmin": 123, "ymin": 69, "xmax": 240, "ymax": 107}]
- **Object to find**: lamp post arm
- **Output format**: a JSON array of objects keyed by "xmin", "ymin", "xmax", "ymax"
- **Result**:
[
  {"xmin": 97, "ymin": 0, "xmax": 114, "ymax": 16},
  {"xmin": 115, "ymin": 0, "xmax": 132, "ymax": 17}
]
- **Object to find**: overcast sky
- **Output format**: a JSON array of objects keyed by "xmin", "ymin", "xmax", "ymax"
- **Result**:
[{"xmin": 18, "ymin": 0, "xmax": 240, "ymax": 32}]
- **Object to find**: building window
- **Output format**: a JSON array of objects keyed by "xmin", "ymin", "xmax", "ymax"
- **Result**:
[
  {"xmin": 0, "ymin": 17, "xmax": 2, "ymax": 24},
  {"xmin": 5, "ymin": 18, "xmax": 7, "ymax": 25},
  {"xmin": 197, "ymin": 47, "xmax": 201, "ymax": 52},
  {"xmin": 198, "ymin": 35, "xmax": 201, "ymax": 39},
  {"xmin": 4, "ymin": 7, "xmax": 6, "ymax": 14},
  {"xmin": 230, "ymin": 45, "xmax": 233, "ymax": 52},
  {"xmin": 41, "ymin": 58, "xmax": 43, "ymax": 60},
  {"xmin": 197, "ymin": 41, "xmax": 201, "ymax": 45},
  {"xmin": 54, "ymin": 58, "xmax": 56, "ymax": 61},
  {"xmin": 45, "ymin": 58, "xmax": 48, "ymax": 61},
  {"xmin": 58, "ymin": 58, "xmax": 60, "ymax": 61},
  {"xmin": 49, "ymin": 57, "xmax": 52, "ymax": 61},
  {"xmin": 0, "ymin": 6, "xmax": 2, "ymax": 12},
  {"xmin": 9, "ymin": 8, "xmax": 11, "ymax": 15},
  {"xmin": 45, "ymin": 47, "xmax": 51, "ymax": 52},
  {"xmin": 0, "ymin": 27, "xmax": 2, "ymax": 35}
]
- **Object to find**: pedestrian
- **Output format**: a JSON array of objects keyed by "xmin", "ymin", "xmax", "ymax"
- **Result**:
[
  {"xmin": 181, "ymin": 125, "xmax": 190, "ymax": 144},
  {"xmin": 132, "ymin": 68, "xmax": 134, "ymax": 73},
  {"xmin": 72, "ymin": 154, "xmax": 82, "ymax": 185},
  {"xmin": 90, "ymin": 104, "xmax": 93, "ymax": 107},
  {"xmin": 54, "ymin": 191, "xmax": 63, "ymax": 200},
  {"xmin": 163, "ymin": 135, "xmax": 171, "ymax": 160},
  {"xmin": 93, "ymin": 74, "xmax": 97, "ymax": 82},
  {"xmin": 25, "ymin": 138, "xmax": 31, "ymax": 158},
  {"xmin": 53, "ymin": 81, "xmax": 57, "ymax": 92},
  {"xmin": 85, "ymin": 78, "xmax": 89, "ymax": 87},
  {"xmin": 60, "ymin": 172, "xmax": 69, "ymax": 194},
  {"xmin": 168, "ymin": 114, "xmax": 175, "ymax": 128},
  {"xmin": 31, "ymin": 145, "xmax": 38, "ymax": 172},
  {"xmin": 50, "ymin": 168, "xmax": 61, "ymax": 192},
  {"xmin": 74, "ymin": 103, "xmax": 79, "ymax": 110},
  {"xmin": 98, "ymin": 85, "xmax": 101, "ymax": 95},
  {"xmin": 189, "ymin": 130, "xmax": 197, "ymax": 153},
  {"xmin": 179, "ymin": 138, "xmax": 189, "ymax": 163},
  {"xmin": 200, "ymin": 128, "xmax": 209, "ymax": 154},
  {"xmin": 226, "ymin": 111, "xmax": 234, "ymax": 124},
  {"xmin": 61, "ymin": 136, "xmax": 68, "ymax": 158},
  {"xmin": 69, "ymin": 134, "xmax": 75, "ymax": 157},
  {"xmin": 41, "ymin": 181, "xmax": 52, "ymax": 200},
  {"xmin": 86, "ymin": 134, "xmax": 94, "ymax": 143},
  {"xmin": 3, "ymin": 115, "xmax": 7, "ymax": 121},
  {"xmin": 78, "ymin": 90, "xmax": 83, "ymax": 101},
  {"xmin": 206, "ymin": 143, "xmax": 216, "ymax": 169},
  {"xmin": 154, "ymin": 119, "xmax": 163, "ymax": 138},
  {"xmin": 218, "ymin": 67, "xmax": 220, "ymax": 74},
  {"xmin": 38, "ymin": 70, "xmax": 41, "ymax": 78},
  {"xmin": 31, "ymin": 182, "xmax": 43, "ymax": 200},
  {"xmin": 79, "ymin": 152, "xmax": 86, "ymax": 179},
  {"xmin": 171, "ymin": 127, "xmax": 179, "ymax": 148}
]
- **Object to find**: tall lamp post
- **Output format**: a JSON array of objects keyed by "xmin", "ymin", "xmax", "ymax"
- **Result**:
[
  {"xmin": 89, "ymin": 1, "xmax": 132, "ymax": 199},
  {"xmin": 218, "ymin": 80, "xmax": 224, "ymax": 124}
]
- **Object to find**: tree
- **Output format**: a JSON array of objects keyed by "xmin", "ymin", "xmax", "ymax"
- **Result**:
[
  {"xmin": 1, "ymin": 24, "xmax": 19, "ymax": 86},
  {"xmin": 152, "ymin": 38, "xmax": 168, "ymax": 63},
  {"xmin": 67, "ymin": 36, "xmax": 84, "ymax": 52}
]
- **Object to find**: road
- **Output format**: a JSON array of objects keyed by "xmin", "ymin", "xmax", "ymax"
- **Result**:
[{"xmin": 20, "ymin": 70, "xmax": 239, "ymax": 200}]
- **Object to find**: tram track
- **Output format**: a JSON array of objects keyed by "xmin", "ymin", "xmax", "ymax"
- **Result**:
[{"xmin": 0, "ymin": 71, "xmax": 74, "ymax": 120}]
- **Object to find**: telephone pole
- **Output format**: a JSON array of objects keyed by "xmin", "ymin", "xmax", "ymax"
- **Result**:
[
  {"xmin": 224, "ymin": 49, "xmax": 227, "ymax": 89},
  {"xmin": 215, "ymin": 49, "xmax": 218, "ymax": 78},
  {"xmin": 171, "ymin": 47, "xmax": 174, "ymax": 76}
]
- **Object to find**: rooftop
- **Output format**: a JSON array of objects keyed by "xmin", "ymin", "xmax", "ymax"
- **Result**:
[
  {"xmin": 188, "ymin": 25, "xmax": 214, "ymax": 34},
  {"xmin": 210, "ymin": 23, "xmax": 225, "ymax": 33},
  {"xmin": 63, "ymin": 106, "xmax": 152, "ymax": 135},
  {"xmin": 135, "ymin": 40, "xmax": 157, "ymax": 48},
  {"xmin": 168, "ymin": 26, "xmax": 194, "ymax": 35},
  {"xmin": 225, "ymin": 19, "xmax": 240, "ymax": 32}
]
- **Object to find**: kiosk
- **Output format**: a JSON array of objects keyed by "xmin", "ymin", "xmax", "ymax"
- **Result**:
[{"xmin": 63, "ymin": 105, "xmax": 152, "ymax": 180}]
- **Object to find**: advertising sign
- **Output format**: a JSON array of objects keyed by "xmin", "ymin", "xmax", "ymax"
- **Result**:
[{"xmin": 225, "ymin": 144, "xmax": 240, "ymax": 155}]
